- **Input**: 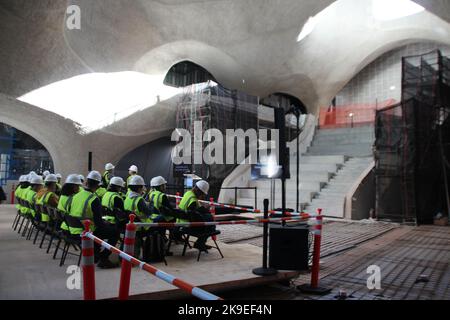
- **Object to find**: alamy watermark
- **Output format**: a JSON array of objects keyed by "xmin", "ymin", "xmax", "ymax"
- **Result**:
[
  {"xmin": 367, "ymin": 265, "xmax": 382, "ymax": 290},
  {"xmin": 66, "ymin": 265, "xmax": 81, "ymax": 290},
  {"xmin": 171, "ymin": 121, "xmax": 280, "ymax": 166},
  {"xmin": 66, "ymin": 5, "xmax": 81, "ymax": 30}
]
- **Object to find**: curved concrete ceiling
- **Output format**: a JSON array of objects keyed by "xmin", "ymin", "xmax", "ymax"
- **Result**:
[{"xmin": 1, "ymin": 0, "xmax": 450, "ymax": 116}]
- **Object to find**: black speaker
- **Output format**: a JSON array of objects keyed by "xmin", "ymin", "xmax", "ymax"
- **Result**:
[
  {"xmin": 274, "ymin": 108, "xmax": 290, "ymax": 179},
  {"xmin": 269, "ymin": 225, "xmax": 309, "ymax": 271}
]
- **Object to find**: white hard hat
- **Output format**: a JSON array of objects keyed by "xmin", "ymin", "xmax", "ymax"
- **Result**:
[
  {"xmin": 128, "ymin": 175, "xmax": 145, "ymax": 186},
  {"xmin": 78, "ymin": 174, "xmax": 85, "ymax": 182},
  {"xmin": 19, "ymin": 175, "xmax": 28, "ymax": 183},
  {"xmin": 43, "ymin": 170, "xmax": 50, "ymax": 177},
  {"xmin": 105, "ymin": 163, "xmax": 115, "ymax": 170},
  {"xmin": 30, "ymin": 175, "xmax": 44, "ymax": 185},
  {"xmin": 45, "ymin": 174, "xmax": 58, "ymax": 183},
  {"xmin": 195, "ymin": 180, "xmax": 210, "ymax": 195},
  {"xmin": 109, "ymin": 176, "xmax": 125, "ymax": 187},
  {"xmin": 128, "ymin": 165, "xmax": 138, "ymax": 173},
  {"xmin": 56, "ymin": 173, "xmax": 62, "ymax": 179},
  {"xmin": 151, "ymin": 176, "xmax": 167, "ymax": 187},
  {"xmin": 65, "ymin": 174, "xmax": 83, "ymax": 185},
  {"xmin": 28, "ymin": 173, "xmax": 39, "ymax": 182},
  {"xmin": 87, "ymin": 171, "xmax": 102, "ymax": 183},
  {"xmin": 28, "ymin": 172, "xmax": 37, "ymax": 181}
]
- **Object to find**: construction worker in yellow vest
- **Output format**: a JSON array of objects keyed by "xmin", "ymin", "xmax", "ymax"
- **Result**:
[
  {"xmin": 101, "ymin": 176, "xmax": 126, "ymax": 229},
  {"xmin": 126, "ymin": 165, "xmax": 138, "ymax": 196},
  {"xmin": 36, "ymin": 174, "xmax": 59, "ymax": 222},
  {"xmin": 58, "ymin": 174, "xmax": 83, "ymax": 232},
  {"xmin": 15, "ymin": 175, "xmax": 30, "ymax": 215},
  {"xmin": 102, "ymin": 163, "xmax": 115, "ymax": 188},
  {"xmin": 148, "ymin": 176, "xmax": 175, "ymax": 222},
  {"xmin": 178, "ymin": 180, "xmax": 214, "ymax": 251},
  {"xmin": 124, "ymin": 175, "xmax": 162, "ymax": 259},
  {"xmin": 66, "ymin": 171, "xmax": 119, "ymax": 269},
  {"xmin": 25, "ymin": 175, "xmax": 45, "ymax": 218},
  {"xmin": 124, "ymin": 175, "xmax": 159, "ymax": 226}
]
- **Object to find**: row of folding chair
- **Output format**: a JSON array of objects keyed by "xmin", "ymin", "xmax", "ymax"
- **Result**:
[{"xmin": 12, "ymin": 197, "xmax": 83, "ymax": 267}]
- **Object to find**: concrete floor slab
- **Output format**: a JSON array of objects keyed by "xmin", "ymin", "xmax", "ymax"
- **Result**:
[{"xmin": 0, "ymin": 205, "xmax": 298, "ymax": 300}]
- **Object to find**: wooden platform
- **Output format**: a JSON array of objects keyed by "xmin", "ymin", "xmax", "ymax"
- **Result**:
[{"xmin": 0, "ymin": 205, "xmax": 299, "ymax": 300}]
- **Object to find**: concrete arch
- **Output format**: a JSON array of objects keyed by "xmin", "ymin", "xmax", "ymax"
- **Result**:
[
  {"xmin": 134, "ymin": 40, "xmax": 245, "ymax": 90},
  {"xmin": 0, "ymin": 93, "xmax": 86, "ymax": 176}
]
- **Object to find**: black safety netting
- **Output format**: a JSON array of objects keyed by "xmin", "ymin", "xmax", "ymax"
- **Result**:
[
  {"xmin": 175, "ymin": 81, "xmax": 259, "ymax": 198},
  {"xmin": 375, "ymin": 50, "xmax": 450, "ymax": 224}
]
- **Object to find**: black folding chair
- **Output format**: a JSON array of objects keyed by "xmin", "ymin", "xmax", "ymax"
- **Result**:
[
  {"xmin": 20, "ymin": 201, "xmax": 34, "ymax": 238},
  {"xmin": 12, "ymin": 195, "xmax": 22, "ymax": 230},
  {"xmin": 13, "ymin": 198, "xmax": 25, "ymax": 231},
  {"xmin": 37, "ymin": 205, "xmax": 54, "ymax": 249},
  {"xmin": 181, "ymin": 228, "xmax": 224, "ymax": 262},
  {"xmin": 58, "ymin": 215, "xmax": 83, "ymax": 267},
  {"xmin": 51, "ymin": 209, "xmax": 67, "ymax": 259}
]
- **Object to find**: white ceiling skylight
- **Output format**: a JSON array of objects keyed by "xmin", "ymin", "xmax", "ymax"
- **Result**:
[
  {"xmin": 297, "ymin": 1, "xmax": 339, "ymax": 43},
  {"xmin": 372, "ymin": 0, "xmax": 425, "ymax": 21},
  {"xmin": 18, "ymin": 72, "xmax": 182, "ymax": 133}
]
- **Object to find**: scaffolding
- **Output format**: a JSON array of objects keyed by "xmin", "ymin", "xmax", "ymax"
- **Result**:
[
  {"xmin": 375, "ymin": 50, "xmax": 450, "ymax": 224},
  {"xmin": 175, "ymin": 81, "xmax": 259, "ymax": 198},
  {"xmin": 0, "ymin": 126, "xmax": 15, "ymax": 186}
]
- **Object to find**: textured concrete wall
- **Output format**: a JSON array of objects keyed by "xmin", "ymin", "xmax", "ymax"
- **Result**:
[
  {"xmin": 2, "ymin": 0, "xmax": 450, "ymax": 114},
  {"xmin": 0, "ymin": 92, "xmax": 181, "ymax": 177},
  {"xmin": 336, "ymin": 42, "xmax": 450, "ymax": 106}
]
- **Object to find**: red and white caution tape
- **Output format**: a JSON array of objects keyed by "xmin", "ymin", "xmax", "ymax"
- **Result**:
[
  {"xmin": 166, "ymin": 194, "xmax": 317, "ymax": 218},
  {"xmin": 83, "ymin": 232, "xmax": 222, "ymax": 301},
  {"xmin": 133, "ymin": 215, "xmax": 311, "ymax": 228}
]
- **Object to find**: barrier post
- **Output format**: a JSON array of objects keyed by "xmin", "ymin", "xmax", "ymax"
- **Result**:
[
  {"xmin": 252, "ymin": 199, "xmax": 278, "ymax": 276},
  {"xmin": 118, "ymin": 214, "xmax": 136, "ymax": 300},
  {"xmin": 11, "ymin": 184, "xmax": 15, "ymax": 205},
  {"xmin": 297, "ymin": 209, "xmax": 331, "ymax": 295},
  {"xmin": 209, "ymin": 197, "xmax": 217, "ymax": 241},
  {"xmin": 81, "ymin": 221, "xmax": 96, "ymax": 300},
  {"xmin": 176, "ymin": 192, "xmax": 181, "ymax": 209}
]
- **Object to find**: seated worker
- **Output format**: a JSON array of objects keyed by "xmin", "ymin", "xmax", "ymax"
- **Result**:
[
  {"xmin": 15, "ymin": 175, "xmax": 30, "ymax": 214},
  {"xmin": 179, "ymin": 180, "xmax": 215, "ymax": 251},
  {"xmin": 126, "ymin": 165, "xmax": 141, "ymax": 197},
  {"xmin": 124, "ymin": 175, "xmax": 164, "ymax": 258},
  {"xmin": 148, "ymin": 176, "xmax": 175, "ymax": 222},
  {"xmin": 102, "ymin": 163, "xmax": 115, "ymax": 187},
  {"xmin": 26, "ymin": 175, "xmax": 45, "ymax": 219},
  {"xmin": 101, "ymin": 176, "xmax": 126, "ymax": 231},
  {"xmin": 59, "ymin": 174, "xmax": 84, "ymax": 232},
  {"xmin": 66, "ymin": 171, "xmax": 120, "ymax": 269},
  {"xmin": 36, "ymin": 174, "xmax": 59, "ymax": 223}
]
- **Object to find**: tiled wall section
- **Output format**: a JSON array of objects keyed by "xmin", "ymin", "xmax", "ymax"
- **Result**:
[{"xmin": 335, "ymin": 42, "xmax": 450, "ymax": 106}]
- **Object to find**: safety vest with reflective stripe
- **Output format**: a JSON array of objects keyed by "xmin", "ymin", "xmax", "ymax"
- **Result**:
[
  {"xmin": 96, "ymin": 187, "xmax": 107, "ymax": 199},
  {"xmin": 58, "ymin": 195, "xmax": 69, "ymax": 231},
  {"xmin": 36, "ymin": 190, "xmax": 55, "ymax": 222},
  {"xmin": 25, "ymin": 188, "xmax": 37, "ymax": 217},
  {"xmin": 20, "ymin": 187, "xmax": 32, "ymax": 214},
  {"xmin": 178, "ymin": 190, "xmax": 199, "ymax": 223},
  {"xmin": 66, "ymin": 189, "xmax": 97, "ymax": 235},
  {"xmin": 102, "ymin": 171, "xmax": 111, "ymax": 186},
  {"xmin": 124, "ymin": 195, "xmax": 152, "ymax": 229},
  {"xmin": 148, "ymin": 190, "xmax": 172, "ymax": 221},
  {"xmin": 101, "ymin": 191, "xmax": 121, "ymax": 224},
  {"xmin": 15, "ymin": 186, "xmax": 24, "ymax": 211}
]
